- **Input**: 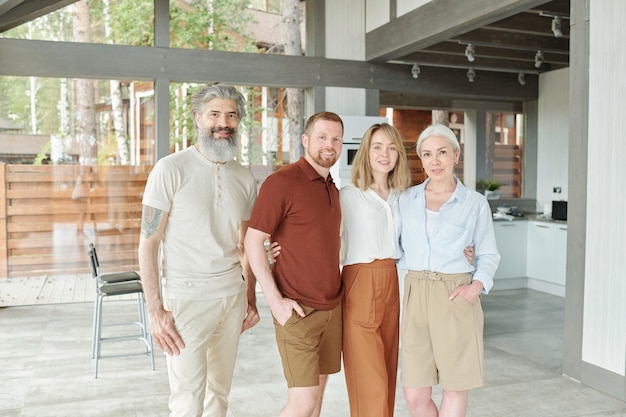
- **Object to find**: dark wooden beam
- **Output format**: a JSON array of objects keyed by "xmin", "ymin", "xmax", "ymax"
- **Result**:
[
  {"xmin": 418, "ymin": 41, "xmax": 569, "ymax": 66},
  {"xmin": 366, "ymin": 0, "xmax": 550, "ymax": 62},
  {"xmin": 400, "ymin": 50, "xmax": 566, "ymax": 73},
  {"xmin": 485, "ymin": 12, "xmax": 570, "ymax": 37},
  {"xmin": 0, "ymin": 0, "xmax": 77, "ymax": 32},
  {"xmin": 380, "ymin": 92, "xmax": 525, "ymax": 112},
  {"xmin": 0, "ymin": 38, "xmax": 539, "ymax": 102},
  {"xmin": 451, "ymin": 27, "xmax": 569, "ymax": 54},
  {"xmin": 528, "ymin": 0, "xmax": 570, "ymax": 16}
]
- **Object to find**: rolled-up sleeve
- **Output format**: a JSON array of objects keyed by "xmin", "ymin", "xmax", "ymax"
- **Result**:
[{"xmin": 472, "ymin": 201, "xmax": 500, "ymax": 294}]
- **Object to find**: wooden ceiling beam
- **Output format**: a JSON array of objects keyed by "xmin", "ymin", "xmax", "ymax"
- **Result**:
[
  {"xmin": 0, "ymin": 38, "xmax": 539, "ymax": 102},
  {"xmin": 528, "ymin": 0, "xmax": 571, "ymax": 16},
  {"xmin": 450, "ymin": 27, "xmax": 569, "ymax": 54},
  {"xmin": 484, "ymin": 13, "xmax": 570, "ymax": 37},
  {"xmin": 0, "ymin": 0, "xmax": 77, "ymax": 32},
  {"xmin": 379, "ymin": 92, "xmax": 525, "ymax": 112},
  {"xmin": 400, "ymin": 51, "xmax": 567, "ymax": 73},
  {"xmin": 419, "ymin": 42, "xmax": 569, "ymax": 65},
  {"xmin": 365, "ymin": 0, "xmax": 550, "ymax": 62}
]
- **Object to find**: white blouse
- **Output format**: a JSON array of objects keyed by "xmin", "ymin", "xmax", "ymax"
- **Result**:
[{"xmin": 339, "ymin": 184, "xmax": 402, "ymax": 266}]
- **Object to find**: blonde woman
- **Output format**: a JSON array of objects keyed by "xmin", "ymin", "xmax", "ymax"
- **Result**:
[{"xmin": 339, "ymin": 123, "xmax": 411, "ymax": 417}]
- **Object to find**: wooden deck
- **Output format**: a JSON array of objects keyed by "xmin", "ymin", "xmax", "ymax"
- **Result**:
[{"xmin": 0, "ymin": 274, "xmax": 137, "ymax": 307}]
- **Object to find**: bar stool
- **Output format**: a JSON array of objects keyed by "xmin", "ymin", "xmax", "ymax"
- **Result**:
[{"xmin": 88, "ymin": 245, "xmax": 155, "ymax": 378}]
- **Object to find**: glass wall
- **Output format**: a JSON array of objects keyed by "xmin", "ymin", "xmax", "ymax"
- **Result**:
[{"xmin": 0, "ymin": 74, "xmax": 295, "ymax": 278}]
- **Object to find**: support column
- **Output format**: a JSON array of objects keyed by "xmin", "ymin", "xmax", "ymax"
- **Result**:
[{"xmin": 563, "ymin": 0, "xmax": 589, "ymax": 383}]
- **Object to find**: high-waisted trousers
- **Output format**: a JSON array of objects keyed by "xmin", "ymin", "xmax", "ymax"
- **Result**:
[{"xmin": 342, "ymin": 258, "xmax": 400, "ymax": 417}]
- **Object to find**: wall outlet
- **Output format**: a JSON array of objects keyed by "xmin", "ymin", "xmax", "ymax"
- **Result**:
[{"xmin": 553, "ymin": 187, "xmax": 562, "ymax": 193}]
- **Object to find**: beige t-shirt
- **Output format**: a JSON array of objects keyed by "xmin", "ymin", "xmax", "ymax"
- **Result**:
[{"xmin": 142, "ymin": 146, "xmax": 257, "ymax": 300}]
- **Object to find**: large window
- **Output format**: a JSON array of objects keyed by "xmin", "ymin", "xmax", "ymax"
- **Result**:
[
  {"xmin": 0, "ymin": 0, "xmax": 310, "ymax": 277},
  {"xmin": 0, "ymin": 0, "xmax": 154, "ymax": 46},
  {"xmin": 0, "ymin": 75, "xmax": 300, "ymax": 278}
]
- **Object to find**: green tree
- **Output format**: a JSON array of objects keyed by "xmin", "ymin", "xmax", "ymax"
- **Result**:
[
  {"xmin": 2, "ymin": 0, "xmax": 268, "ymax": 165},
  {"xmin": 281, "ymin": 0, "xmax": 304, "ymax": 162}
]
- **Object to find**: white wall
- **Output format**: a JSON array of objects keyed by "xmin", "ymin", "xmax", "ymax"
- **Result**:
[
  {"xmin": 325, "ymin": 87, "xmax": 367, "ymax": 115},
  {"xmin": 324, "ymin": 0, "xmax": 368, "ymax": 116},
  {"xmin": 397, "ymin": 0, "xmax": 432, "ymax": 18},
  {"xmin": 365, "ymin": 0, "xmax": 389, "ymax": 31},
  {"xmin": 536, "ymin": 68, "xmax": 569, "ymax": 213},
  {"xmin": 581, "ymin": 0, "xmax": 626, "ymax": 376},
  {"xmin": 326, "ymin": 0, "xmax": 365, "ymax": 60}
]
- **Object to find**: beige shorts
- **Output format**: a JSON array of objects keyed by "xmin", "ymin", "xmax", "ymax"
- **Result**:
[
  {"xmin": 401, "ymin": 271, "xmax": 484, "ymax": 391},
  {"xmin": 273, "ymin": 303, "xmax": 342, "ymax": 388}
]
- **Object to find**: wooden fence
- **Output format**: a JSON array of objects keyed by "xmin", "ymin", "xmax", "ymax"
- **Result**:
[
  {"xmin": 492, "ymin": 144, "xmax": 522, "ymax": 197},
  {"xmin": 0, "ymin": 164, "xmax": 150, "ymax": 278}
]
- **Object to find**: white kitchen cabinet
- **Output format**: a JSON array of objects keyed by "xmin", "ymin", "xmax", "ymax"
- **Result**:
[
  {"xmin": 554, "ymin": 225, "xmax": 568, "ymax": 285},
  {"xmin": 526, "ymin": 221, "xmax": 567, "ymax": 296},
  {"xmin": 527, "ymin": 222, "xmax": 553, "ymax": 282},
  {"xmin": 493, "ymin": 221, "xmax": 527, "ymax": 280}
]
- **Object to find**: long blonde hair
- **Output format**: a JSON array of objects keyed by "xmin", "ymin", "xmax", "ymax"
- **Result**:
[{"xmin": 351, "ymin": 123, "xmax": 411, "ymax": 192}]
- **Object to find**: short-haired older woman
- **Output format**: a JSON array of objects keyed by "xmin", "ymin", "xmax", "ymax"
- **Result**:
[{"xmin": 399, "ymin": 124, "xmax": 500, "ymax": 417}]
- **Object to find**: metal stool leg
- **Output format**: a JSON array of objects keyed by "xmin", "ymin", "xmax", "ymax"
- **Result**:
[{"xmin": 94, "ymin": 294, "xmax": 104, "ymax": 378}]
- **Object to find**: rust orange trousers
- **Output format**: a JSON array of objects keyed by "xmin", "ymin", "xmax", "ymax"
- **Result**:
[{"xmin": 342, "ymin": 258, "xmax": 400, "ymax": 417}]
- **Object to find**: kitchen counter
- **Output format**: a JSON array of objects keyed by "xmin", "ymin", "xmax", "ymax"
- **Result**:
[
  {"xmin": 492, "ymin": 213, "xmax": 567, "ymax": 225},
  {"xmin": 527, "ymin": 214, "xmax": 567, "ymax": 225}
]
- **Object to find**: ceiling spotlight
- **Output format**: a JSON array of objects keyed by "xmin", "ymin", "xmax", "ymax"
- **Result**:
[
  {"xmin": 551, "ymin": 16, "xmax": 563, "ymax": 37},
  {"xmin": 467, "ymin": 67, "xmax": 476, "ymax": 83},
  {"xmin": 411, "ymin": 63, "xmax": 420, "ymax": 79},
  {"xmin": 534, "ymin": 50, "xmax": 544, "ymax": 68},
  {"xmin": 518, "ymin": 72, "xmax": 526, "ymax": 86},
  {"xmin": 465, "ymin": 43, "xmax": 476, "ymax": 62}
]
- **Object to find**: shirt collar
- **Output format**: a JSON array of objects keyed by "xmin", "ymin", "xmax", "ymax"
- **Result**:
[
  {"xmin": 413, "ymin": 177, "xmax": 467, "ymax": 204},
  {"xmin": 296, "ymin": 157, "xmax": 335, "ymax": 184}
]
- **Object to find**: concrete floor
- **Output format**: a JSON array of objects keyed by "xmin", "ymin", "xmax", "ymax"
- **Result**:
[{"xmin": 1, "ymin": 288, "xmax": 626, "ymax": 417}]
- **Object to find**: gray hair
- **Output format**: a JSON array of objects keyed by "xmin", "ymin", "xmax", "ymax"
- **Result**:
[
  {"xmin": 190, "ymin": 83, "xmax": 247, "ymax": 130},
  {"xmin": 416, "ymin": 124, "xmax": 460, "ymax": 158}
]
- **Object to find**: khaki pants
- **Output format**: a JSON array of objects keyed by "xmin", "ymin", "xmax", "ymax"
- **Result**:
[
  {"xmin": 164, "ymin": 292, "xmax": 247, "ymax": 417},
  {"xmin": 342, "ymin": 259, "xmax": 400, "ymax": 417}
]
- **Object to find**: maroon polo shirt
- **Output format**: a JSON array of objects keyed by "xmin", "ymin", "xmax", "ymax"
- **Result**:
[{"xmin": 248, "ymin": 157, "xmax": 343, "ymax": 310}]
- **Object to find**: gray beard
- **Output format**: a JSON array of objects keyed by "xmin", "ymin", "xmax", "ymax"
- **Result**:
[{"xmin": 196, "ymin": 129, "xmax": 238, "ymax": 163}]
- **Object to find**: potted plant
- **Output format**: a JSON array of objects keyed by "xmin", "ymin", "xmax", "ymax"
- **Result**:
[{"xmin": 476, "ymin": 179, "xmax": 501, "ymax": 199}]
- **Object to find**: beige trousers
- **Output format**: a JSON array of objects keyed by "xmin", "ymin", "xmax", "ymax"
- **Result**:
[{"xmin": 165, "ymin": 291, "xmax": 247, "ymax": 417}]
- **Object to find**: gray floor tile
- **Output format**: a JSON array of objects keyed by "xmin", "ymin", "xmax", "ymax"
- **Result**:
[{"xmin": 1, "ymin": 288, "xmax": 625, "ymax": 417}]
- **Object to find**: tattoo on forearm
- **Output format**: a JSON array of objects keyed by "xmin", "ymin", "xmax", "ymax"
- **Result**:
[{"xmin": 141, "ymin": 206, "xmax": 162, "ymax": 238}]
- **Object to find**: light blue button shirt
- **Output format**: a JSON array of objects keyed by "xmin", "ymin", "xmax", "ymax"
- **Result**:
[{"xmin": 398, "ymin": 178, "xmax": 500, "ymax": 294}]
